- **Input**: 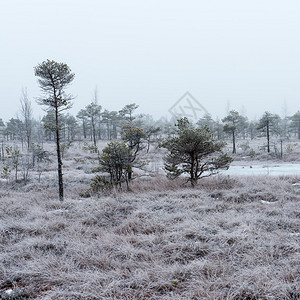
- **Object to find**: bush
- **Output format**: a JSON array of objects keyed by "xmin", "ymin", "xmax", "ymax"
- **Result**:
[
  {"xmin": 90, "ymin": 175, "xmax": 113, "ymax": 194},
  {"xmin": 82, "ymin": 142, "xmax": 98, "ymax": 154},
  {"xmin": 249, "ymin": 148, "xmax": 256, "ymax": 158}
]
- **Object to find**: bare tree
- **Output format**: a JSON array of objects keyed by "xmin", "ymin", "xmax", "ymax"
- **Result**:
[
  {"xmin": 34, "ymin": 59, "xmax": 75, "ymax": 201},
  {"xmin": 85, "ymin": 102, "xmax": 102, "ymax": 149},
  {"xmin": 19, "ymin": 88, "xmax": 33, "ymax": 150}
]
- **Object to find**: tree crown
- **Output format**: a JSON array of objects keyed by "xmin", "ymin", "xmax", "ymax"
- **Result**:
[{"xmin": 34, "ymin": 59, "xmax": 75, "ymax": 109}]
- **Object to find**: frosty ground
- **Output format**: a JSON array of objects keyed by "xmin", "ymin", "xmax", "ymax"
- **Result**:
[{"xmin": 0, "ymin": 141, "xmax": 299, "ymax": 299}]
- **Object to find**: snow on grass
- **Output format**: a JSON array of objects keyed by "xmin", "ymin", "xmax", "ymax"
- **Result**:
[
  {"xmin": 0, "ymin": 140, "xmax": 299, "ymax": 298},
  {"xmin": 0, "ymin": 175, "xmax": 299, "ymax": 299}
]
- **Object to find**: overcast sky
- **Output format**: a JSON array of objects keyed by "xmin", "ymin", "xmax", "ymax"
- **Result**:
[{"xmin": 1, "ymin": 0, "xmax": 300, "ymax": 122}]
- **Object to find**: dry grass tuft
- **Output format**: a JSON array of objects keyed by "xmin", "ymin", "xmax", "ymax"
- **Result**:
[{"xmin": 0, "ymin": 174, "xmax": 299, "ymax": 299}]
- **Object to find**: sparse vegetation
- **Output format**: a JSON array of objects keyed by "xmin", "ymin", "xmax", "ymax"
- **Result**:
[
  {"xmin": 0, "ymin": 68, "xmax": 300, "ymax": 298},
  {"xmin": 0, "ymin": 174, "xmax": 299, "ymax": 299},
  {"xmin": 1, "ymin": 146, "xmax": 22, "ymax": 182},
  {"xmin": 95, "ymin": 140, "xmax": 133, "ymax": 190},
  {"xmin": 2, "ymin": 3, "xmax": 300, "ymax": 298}
]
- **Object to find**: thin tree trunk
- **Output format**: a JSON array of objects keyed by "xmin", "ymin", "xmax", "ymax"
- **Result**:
[
  {"xmin": 106, "ymin": 122, "xmax": 110, "ymax": 140},
  {"xmin": 83, "ymin": 121, "xmax": 87, "ymax": 139},
  {"xmin": 15, "ymin": 169, "xmax": 17, "ymax": 182},
  {"xmin": 190, "ymin": 156, "xmax": 195, "ymax": 187},
  {"xmin": 267, "ymin": 122, "xmax": 270, "ymax": 152},
  {"xmin": 27, "ymin": 135, "xmax": 30, "ymax": 151},
  {"xmin": 147, "ymin": 138, "xmax": 150, "ymax": 153},
  {"xmin": 113, "ymin": 123, "xmax": 117, "ymax": 139},
  {"xmin": 55, "ymin": 105, "xmax": 64, "ymax": 201},
  {"xmin": 232, "ymin": 130, "xmax": 236, "ymax": 154},
  {"xmin": 92, "ymin": 117, "xmax": 96, "ymax": 148},
  {"xmin": 128, "ymin": 167, "xmax": 132, "ymax": 181}
]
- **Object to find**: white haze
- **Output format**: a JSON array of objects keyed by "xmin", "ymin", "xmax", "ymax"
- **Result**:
[{"xmin": 0, "ymin": 0, "xmax": 300, "ymax": 122}]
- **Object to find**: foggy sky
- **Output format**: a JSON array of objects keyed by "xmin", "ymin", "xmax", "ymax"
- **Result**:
[{"xmin": 1, "ymin": 0, "xmax": 300, "ymax": 122}]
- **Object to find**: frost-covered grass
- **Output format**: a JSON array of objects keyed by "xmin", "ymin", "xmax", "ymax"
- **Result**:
[
  {"xmin": 226, "ymin": 137, "xmax": 300, "ymax": 162},
  {"xmin": 0, "ymin": 175, "xmax": 299, "ymax": 299}
]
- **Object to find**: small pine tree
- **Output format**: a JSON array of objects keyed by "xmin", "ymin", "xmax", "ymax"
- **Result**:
[
  {"xmin": 257, "ymin": 112, "xmax": 280, "ymax": 153},
  {"xmin": 97, "ymin": 141, "xmax": 132, "ymax": 190},
  {"xmin": 222, "ymin": 110, "xmax": 248, "ymax": 154},
  {"xmin": 1, "ymin": 146, "xmax": 22, "ymax": 182},
  {"xmin": 121, "ymin": 124, "xmax": 145, "ymax": 180},
  {"xmin": 160, "ymin": 118, "xmax": 232, "ymax": 186}
]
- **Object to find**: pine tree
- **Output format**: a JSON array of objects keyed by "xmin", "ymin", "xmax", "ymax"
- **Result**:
[{"xmin": 34, "ymin": 59, "xmax": 75, "ymax": 201}]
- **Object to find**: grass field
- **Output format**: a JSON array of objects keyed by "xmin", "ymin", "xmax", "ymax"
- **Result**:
[{"xmin": 0, "ymin": 172, "xmax": 299, "ymax": 299}]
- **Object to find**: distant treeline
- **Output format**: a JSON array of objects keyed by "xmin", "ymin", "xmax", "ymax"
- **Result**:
[{"xmin": 1, "ymin": 103, "xmax": 299, "ymax": 146}]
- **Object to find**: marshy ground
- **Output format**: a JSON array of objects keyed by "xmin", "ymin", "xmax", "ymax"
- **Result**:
[
  {"xmin": 0, "ymin": 140, "xmax": 299, "ymax": 299},
  {"xmin": 0, "ymin": 174, "xmax": 299, "ymax": 299}
]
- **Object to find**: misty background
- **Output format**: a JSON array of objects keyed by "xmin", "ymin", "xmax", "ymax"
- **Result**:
[{"xmin": 1, "ymin": 0, "xmax": 300, "ymax": 122}]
